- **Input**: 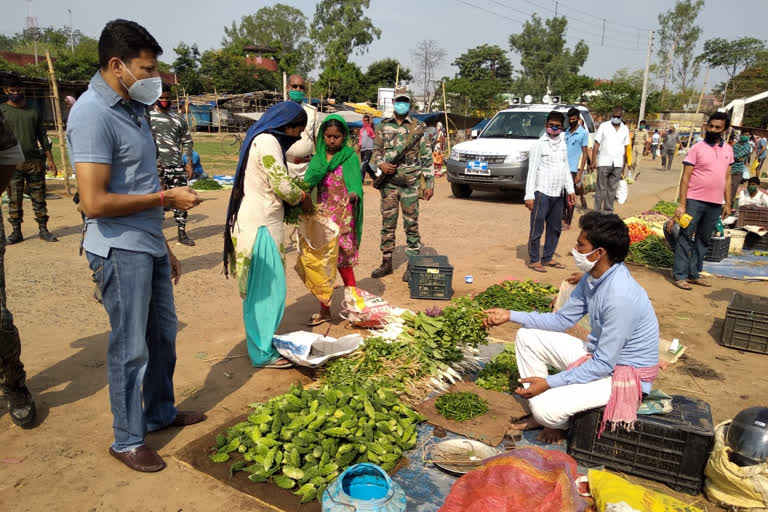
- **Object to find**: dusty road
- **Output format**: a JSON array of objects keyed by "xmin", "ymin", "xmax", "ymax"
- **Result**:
[{"xmin": 0, "ymin": 156, "xmax": 764, "ymax": 511}]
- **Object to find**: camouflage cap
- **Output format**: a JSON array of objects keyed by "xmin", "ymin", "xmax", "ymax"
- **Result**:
[{"xmin": 394, "ymin": 86, "xmax": 411, "ymax": 102}]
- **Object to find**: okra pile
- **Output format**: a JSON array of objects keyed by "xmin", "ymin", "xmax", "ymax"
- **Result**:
[{"xmin": 209, "ymin": 383, "xmax": 424, "ymax": 503}]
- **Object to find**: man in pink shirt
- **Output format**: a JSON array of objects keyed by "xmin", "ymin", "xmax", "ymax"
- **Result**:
[{"xmin": 673, "ymin": 112, "xmax": 733, "ymax": 290}]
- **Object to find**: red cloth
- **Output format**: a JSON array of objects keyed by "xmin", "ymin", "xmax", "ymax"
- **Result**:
[
  {"xmin": 361, "ymin": 121, "xmax": 375, "ymax": 138},
  {"xmin": 338, "ymin": 266, "xmax": 356, "ymax": 287}
]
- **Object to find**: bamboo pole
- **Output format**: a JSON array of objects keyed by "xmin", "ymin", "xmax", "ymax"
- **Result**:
[
  {"xmin": 185, "ymin": 93, "xmax": 191, "ymax": 131},
  {"xmin": 395, "ymin": 64, "xmax": 400, "ymax": 88},
  {"xmin": 44, "ymin": 50, "xmax": 71, "ymax": 195},
  {"xmin": 214, "ymin": 87, "xmax": 222, "ymax": 135},
  {"xmin": 442, "ymin": 81, "xmax": 451, "ymax": 154},
  {"xmin": 282, "ymin": 72, "xmax": 288, "ymax": 102}
]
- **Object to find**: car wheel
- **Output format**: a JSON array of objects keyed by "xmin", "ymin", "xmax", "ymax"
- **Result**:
[{"xmin": 451, "ymin": 183, "xmax": 473, "ymax": 199}]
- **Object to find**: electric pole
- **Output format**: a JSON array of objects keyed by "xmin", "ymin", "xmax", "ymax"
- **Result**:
[
  {"xmin": 638, "ymin": 30, "xmax": 654, "ymax": 125},
  {"xmin": 68, "ymin": 9, "xmax": 75, "ymax": 55},
  {"xmin": 601, "ymin": 19, "xmax": 606, "ymax": 46}
]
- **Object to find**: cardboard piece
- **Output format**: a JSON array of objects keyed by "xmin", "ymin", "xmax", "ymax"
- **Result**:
[{"xmin": 414, "ymin": 381, "xmax": 527, "ymax": 447}]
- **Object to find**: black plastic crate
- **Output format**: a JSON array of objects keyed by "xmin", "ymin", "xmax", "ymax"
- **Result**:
[
  {"xmin": 744, "ymin": 232, "xmax": 768, "ymax": 251},
  {"xmin": 567, "ymin": 395, "xmax": 714, "ymax": 495},
  {"xmin": 408, "ymin": 255, "xmax": 453, "ymax": 300},
  {"xmin": 721, "ymin": 292, "xmax": 768, "ymax": 354},
  {"xmin": 704, "ymin": 236, "xmax": 730, "ymax": 262}
]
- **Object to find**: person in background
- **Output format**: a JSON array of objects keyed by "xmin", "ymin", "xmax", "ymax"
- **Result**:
[
  {"xmin": 357, "ymin": 114, "xmax": 376, "ymax": 182},
  {"xmin": 304, "ymin": 115, "xmax": 363, "ymax": 326},
  {"xmin": 483, "ymin": 212, "xmax": 659, "ymax": 444},
  {"xmin": 731, "ymin": 133, "xmax": 752, "ymax": 204},
  {"xmin": 661, "ymin": 126, "xmax": 679, "ymax": 171},
  {"xmin": 650, "ymin": 129, "xmax": 660, "ymax": 160},
  {"xmin": 433, "ymin": 121, "xmax": 446, "ymax": 177},
  {"xmin": 672, "ymin": 111, "xmax": 733, "ymax": 291},
  {"xmin": 591, "ymin": 106, "xmax": 629, "ymax": 214},
  {"xmin": 67, "ymin": 19, "xmax": 205, "ymax": 472},
  {"xmin": 182, "ymin": 150, "xmax": 207, "ymax": 180},
  {"xmin": 0, "ymin": 76, "xmax": 58, "ymax": 244},
  {"xmin": 564, "ymin": 107, "xmax": 589, "ymax": 220},
  {"xmin": 756, "ymin": 135, "xmax": 767, "ymax": 173},
  {"xmin": 737, "ymin": 176, "xmax": 768, "ymax": 208},
  {"xmin": 150, "ymin": 85, "xmax": 196, "ymax": 246},
  {"xmin": 748, "ymin": 135, "xmax": 756, "ymax": 164},
  {"xmin": 0, "ymin": 106, "xmax": 37, "ymax": 427},
  {"xmin": 632, "ymin": 120, "xmax": 649, "ymax": 168},
  {"xmin": 524, "ymin": 111, "xmax": 575, "ymax": 273},
  {"xmin": 285, "ymin": 74, "xmax": 317, "ymax": 180}
]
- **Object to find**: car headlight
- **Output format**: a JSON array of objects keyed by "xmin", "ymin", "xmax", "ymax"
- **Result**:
[
  {"xmin": 449, "ymin": 149, "xmax": 459, "ymax": 160},
  {"xmin": 504, "ymin": 152, "xmax": 529, "ymax": 163}
]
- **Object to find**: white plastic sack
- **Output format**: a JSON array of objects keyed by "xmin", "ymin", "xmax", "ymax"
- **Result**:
[
  {"xmin": 616, "ymin": 179, "xmax": 629, "ymax": 205},
  {"xmin": 272, "ymin": 331, "xmax": 362, "ymax": 367}
]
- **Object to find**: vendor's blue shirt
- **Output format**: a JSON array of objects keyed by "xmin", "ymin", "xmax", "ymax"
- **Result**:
[
  {"xmin": 66, "ymin": 71, "xmax": 166, "ymax": 258},
  {"xmin": 182, "ymin": 150, "xmax": 205, "ymax": 177},
  {"xmin": 565, "ymin": 125, "xmax": 589, "ymax": 173},
  {"xmin": 509, "ymin": 264, "xmax": 659, "ymax": 393}
]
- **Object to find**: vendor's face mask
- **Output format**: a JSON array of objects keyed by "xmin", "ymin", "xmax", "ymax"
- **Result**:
[
  {"xmin": 572, "ymin": 248, "xmax": 600, "ymax": 273},
  {"xmin": 748, "ymin": 185, "xmax": 758, "ymax": 193}
]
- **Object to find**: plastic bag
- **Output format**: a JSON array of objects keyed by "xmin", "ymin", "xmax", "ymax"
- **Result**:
[
  {"xmin": 581, "ymin": 172, "xmax": 597, "ymax": 194},
  {"xmin": 704, "ymin": 420, "xmax": 768, "ymax": 509},
  {"xmin": 273, "ymin": 331, "xmax": 363, "ymax": 367},
  {"xmin": 340, "ymin": 287, "xmax": 392, "ymax": 328},
  {"xmin": 616, "ymin": 179, "xmax": 629, "ymax": 204},
  {"xmin": 294, "ymin": 214, "xmax": 339, "ymax": 306},
  {"xmin": 589, "ymin": 469, "xmax": 703, "ymax": 512}
]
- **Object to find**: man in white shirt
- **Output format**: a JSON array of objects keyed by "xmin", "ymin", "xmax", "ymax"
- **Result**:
[
  {"xmin": 738, "ymin": 177, "xmax": 768, "ymax": 208},
  {"xmin": 525, "ymin": 111, "xmax": 575, "ymax": 272},
  {"xmin": 591, "ymin": 106, "xmax": 629, "ymax": 213},
  {"xmin": 285, "ymin": 74, "xmax": 318, "ymax": 179}
]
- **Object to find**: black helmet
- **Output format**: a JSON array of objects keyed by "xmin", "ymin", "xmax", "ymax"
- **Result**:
[{"xmin": 726, "ymin": 407, "xmax": 768, "ymax": 467}]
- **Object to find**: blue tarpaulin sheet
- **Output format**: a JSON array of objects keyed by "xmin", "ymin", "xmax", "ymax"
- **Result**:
[{"xmin": 703, "ymin": 252, "xmax": 768, "ymax": 280}]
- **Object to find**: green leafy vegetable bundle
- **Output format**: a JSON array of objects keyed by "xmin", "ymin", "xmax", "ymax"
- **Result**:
[
  {"xmin": 651, "ymin": 200, "xmax": 678, "ymax": 217},
  {"xmin": 474, "ymin": 280, "xmax": 558, "ymax": 312},
  {"xmin": 435, "ymin": 392, "xmax": 488, "ymax": 421},
  {"xmin": 475, "ymin": 345, "xmax": 519, "ymax": 393},
  {"xmin": 190, "ymin": 178, "xmax": 223, "ymax": 191},
  {"xmin": 209, "ymin": 383, "xmax": 424, "ymax": 503},
  {"xmin": 627, "ymin": 235, "xmax": 674, "ymax": 268},
  {"xmin": 284, "ymin": 178, "xmax": 313, "ymax": 225}
]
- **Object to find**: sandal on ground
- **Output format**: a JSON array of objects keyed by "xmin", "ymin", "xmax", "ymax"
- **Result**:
[
  {"xmin": 688, "ymin": 278, "xmax": 712, "ymax": 287},
  {"xmin": 544, "ymin": 261, "xmax": 566, "ymax": 269},
  {"xmin": 528, "ymin": 263, "xmax": 548, "ymax": 273},
  {"xmin": 673, "ymin": 280, "xmax": 693, "ymax": 290},
  {"xmin": 263, "ymin": 357, "xmax": 295, "ymax": 369},
  {"xmin": 307, "ymin": 312, "xmax": 330, "ymax": 327}
]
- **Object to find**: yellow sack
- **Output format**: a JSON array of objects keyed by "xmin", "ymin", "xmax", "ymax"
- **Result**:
[
  {"xmin": 705, "ymin": 421, "xmax": 768, "ymax": 509},
  {"xmin": 589, "ymin": 469, "xmax": 703, "ymax": 512},
  {"xmin": 294, "ymin": 214, "xmax": 339, "ymax": 307}
]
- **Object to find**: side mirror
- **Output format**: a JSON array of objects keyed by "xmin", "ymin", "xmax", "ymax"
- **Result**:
[{"xmin": 471, "ymin": 129, "xmax": 479, "ymax": 139}]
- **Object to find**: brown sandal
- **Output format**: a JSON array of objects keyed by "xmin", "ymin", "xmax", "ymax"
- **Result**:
[
  {"xmin": 307, "ymin": 313, "xmax": 331, "ymax": 327},
  {"xmin": 688, "ymin": 278, "xmax": 712, "ymax": 287},
  {"xmin": 528, "ymin": 264, "xmax": 548, "ymax": 273},
  {"xmin": 544, "ymin": 261, "xmax": 566, "ymax": 269},
  {"xmin": 673, "ymin": 280, "xmax": 693, "ymax": 290}
]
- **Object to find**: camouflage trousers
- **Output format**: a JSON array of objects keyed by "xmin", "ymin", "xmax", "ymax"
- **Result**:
[
  {"xmin": 159, "ymin": 166, "xmax": 188, "ymax": 229},
  {"xmin": 0, "ymin": 211, "xmax": 26, "ymax": 391},
  {"xmin": 8, "ymin": 161, "xmax": 48, "ymax": 227},
  {"xmin": 380, "ymin": 182, "xmax": 421, "ymax": 257}
]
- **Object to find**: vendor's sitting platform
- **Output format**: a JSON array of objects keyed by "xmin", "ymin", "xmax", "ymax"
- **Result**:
[{"xmin": 567, "ymin": 395, "xmax": 714, "ymax": 495}]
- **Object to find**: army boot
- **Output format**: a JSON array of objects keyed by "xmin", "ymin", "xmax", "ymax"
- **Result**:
[
  {"xmin": 178, "ymin": 227, "xmax": 195, "ymax": 246},
  {"xmin": 371, "ymin": 257, "xmax": 393, "ymax": 278},
  {"xmin": 38, "ymin": 225, "xmax": 58, "ymax": 242},
  {"xmin": 5, "ymin": 385, "xmax": 36, "ymax": 427},
  {"xmin": 7, "ymin": 225, "xmax": 23, "ymax": 245}
]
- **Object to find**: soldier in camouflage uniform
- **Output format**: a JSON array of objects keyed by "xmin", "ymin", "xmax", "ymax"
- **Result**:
[
  {"xmin": 1, "ymin": 76, "xmax": 58, "ymax": 244},
  {"xmin": 0, "ymin": 105, "xmax": 37, "ymax": 426},
  {"xmin": 149, "ymin": 86, "xmax": 195, "ymax": 246},
  {"xmin": 371, "ymin": 88, "xmax": 434, "ymax": 280}
]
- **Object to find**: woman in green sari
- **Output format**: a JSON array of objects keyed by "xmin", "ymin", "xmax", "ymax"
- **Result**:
[{"xmin": 303, "ymin": 114, "xmax": 364, "ymax": 326}]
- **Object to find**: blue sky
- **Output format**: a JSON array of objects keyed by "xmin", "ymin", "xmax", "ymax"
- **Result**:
[{"xmin": 2, "ymin": 0, "xmax": 766, "ymax": 93}]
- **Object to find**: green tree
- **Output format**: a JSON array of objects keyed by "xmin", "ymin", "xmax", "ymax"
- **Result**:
[
  {"xmin": 316, "ymin": 61, "xmax": 366, "ymax": 102},
  {"xmin": 222, "ymin": 4, "xmax": 315, "ymax": 75},
  {"xmin": 311, "ymin": 0, "xmax": 381, "ymax": 69},
  {"xmin": 508, "ymin": 15, "xmax": 589, "ymax": 99},
  {"xmin": 363, "ymin": 58, "xmax": 412, "ymax": 102},
  {"xmin": 559, "ymin": 74, "xmax": 597, "ymax": 103},
  {"xmin": 453, "ymin": 44, "xmax": 513, "ymax": 82},
  {"xmin": 656, "ymin": 0, "xmax": 704, "ymax": 93},
  {"xmin": 54, "ymin": 37, "xmax": 99, "ymax": 81},
  {"xmin": 588, "ymin": 69, "xmax": 661, "ymax": 117},
  {"xmin": 173, "ymin": 42, "xmax": 205, "ymax": 95},
  {"xmin": 714, "ymin": 50, "xmax": 768, "ymax": 128},
  {"xmin": 199, "ymin": 47, "xmax": 280, "ymax": 94},
  {"xmin": 444, "ymin": 77, "xmax": 507, "ymax": 116},
  {"xmin": 699, "ymin": 37, "xmax": 765, "ymax": 99}
]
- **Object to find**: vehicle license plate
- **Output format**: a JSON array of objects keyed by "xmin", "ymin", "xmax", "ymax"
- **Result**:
[{"xmin": 465, "ymin": 160, "xmax": 490, "ymax": 176}]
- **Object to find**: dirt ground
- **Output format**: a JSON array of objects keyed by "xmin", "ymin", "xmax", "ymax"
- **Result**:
[{"xmin": 0, "ymin": 155, "xmax": 765, "ymax": 512}]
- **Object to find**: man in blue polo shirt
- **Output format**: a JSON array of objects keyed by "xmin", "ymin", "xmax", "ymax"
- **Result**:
[
  {"xmin": 66, "ymin": 19, "xmax": 205, "ymax": 473},
  {"xmin": 563, "ymin": 108, "xmax": 589, "ymax": 227}
]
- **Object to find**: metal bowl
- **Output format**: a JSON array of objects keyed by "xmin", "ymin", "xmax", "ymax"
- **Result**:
[{"xmin": 430, "ymin": 439, "xmax": 500, "ymax": 475}]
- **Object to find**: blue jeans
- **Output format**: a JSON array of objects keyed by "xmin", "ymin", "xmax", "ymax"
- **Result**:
[
  {"xmin": 673, "ymin": 199, "xmax": 722, "ymax": 281},
  {"xmin": 87, "ymin": 249, "xmax": 178, "ymax": 451},
  {"xmin": 528, "ymin": 191, "xmax": 563, "ymax": 264}
]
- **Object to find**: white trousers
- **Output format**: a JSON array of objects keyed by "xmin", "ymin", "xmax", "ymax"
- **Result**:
[{"xmin": 516, "ymin": 328, "xmax": 613, "ymax": 430}]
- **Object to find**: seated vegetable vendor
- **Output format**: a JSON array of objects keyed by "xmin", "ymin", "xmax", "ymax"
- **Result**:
[{"xmin": 484, "ymin": 211, "xmax": 659, "ymax": 443}]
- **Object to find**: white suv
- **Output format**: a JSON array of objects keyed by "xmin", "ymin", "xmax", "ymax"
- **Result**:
[{"xmin": 446, "ymin": 104, "xmax": 596, "ymax": 198}]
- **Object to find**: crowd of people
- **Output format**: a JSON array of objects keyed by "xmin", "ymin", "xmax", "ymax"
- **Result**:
[{"xmin": 0, "ymin": 17, "xmax": 764, "ymax": 482}]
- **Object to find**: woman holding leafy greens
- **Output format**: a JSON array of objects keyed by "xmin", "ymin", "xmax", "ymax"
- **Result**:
[
  {"xmin": 223, "ymin": 101, "xmax": 313, "ymax": 368},
  {"xmin": 303, "ymin": 114, "xmax": 364, "ymax": 326}
]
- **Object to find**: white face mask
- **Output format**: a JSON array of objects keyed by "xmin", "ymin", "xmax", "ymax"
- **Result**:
[
  {"xmin": 571, "ymin": 247, "xmax": 600, "ymax": 273},
  {"xmin": 119, "ymin": 61, "xmax": 162, "ymax": 105}
]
